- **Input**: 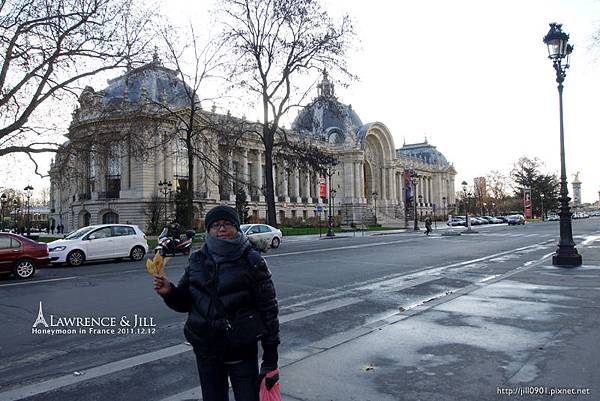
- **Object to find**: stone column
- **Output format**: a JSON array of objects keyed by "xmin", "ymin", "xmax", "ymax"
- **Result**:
[
  {"xmin": 292, "ymin": 167, "xmax": 300, "ymax": 202},
  {"xmin": 388, "ymin": 167, "xmax": 396, "ymax": 202},
  {"xmin": 379, "ymin": 167, "xmax": 388, "ymax": 201},
  {"xmin": 304, "ymin": 169, "xmax": 311, "ymax": 201},
  {"xmin": 344, "ymin": 161, "xmax": 354, "ymax": 202},
  {"xmin": 281, "ymin": 162, "xmax": 289, "ymax": 202}
]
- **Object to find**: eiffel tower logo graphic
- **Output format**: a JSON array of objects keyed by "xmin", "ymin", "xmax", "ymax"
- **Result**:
[{"xmin": 33, "ymin": 301, "xmax": 49, "ymax": 328}]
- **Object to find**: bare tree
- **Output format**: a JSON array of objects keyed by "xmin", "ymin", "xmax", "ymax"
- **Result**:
[
  {"xmin": 0, "ymin": 0, "xmax": 155, "ymax": 173},
  {"xmin": 217, "ymin": 0, "xmax": 355, "ymax": 226}
]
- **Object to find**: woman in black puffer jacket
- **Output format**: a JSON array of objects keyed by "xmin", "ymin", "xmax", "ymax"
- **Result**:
[{"xmin": 154, "ymin": 205, "xmax": 280, "ymax": 401}]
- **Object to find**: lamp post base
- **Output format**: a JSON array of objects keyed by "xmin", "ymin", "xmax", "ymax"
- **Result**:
[{"xmin": 552, "ymin": 247, "xmax": 582, "ymax": 267}]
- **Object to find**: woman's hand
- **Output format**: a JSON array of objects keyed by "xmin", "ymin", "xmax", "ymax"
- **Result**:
[{"xmin": 153, "ymin": 275, "xmax": 172, "ymax": 296}]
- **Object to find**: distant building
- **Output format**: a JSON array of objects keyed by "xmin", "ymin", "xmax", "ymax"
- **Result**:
[{"xmin": 49, "ymin": 58, "xmax": 457, "ymax": 232}]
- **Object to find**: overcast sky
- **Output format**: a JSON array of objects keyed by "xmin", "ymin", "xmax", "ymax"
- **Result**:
[{"xmin": 2, "ymin": 0, "xmax": 599, "ymax": 204}]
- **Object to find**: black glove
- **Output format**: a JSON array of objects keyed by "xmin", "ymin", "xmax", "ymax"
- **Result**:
[
  {"xmin": 261, "ymin": 343, "xmax": 278, "ymax": 372},
  {"xmin": 258, "ymin": 366, "xmax": 279, "ymax": 390}
]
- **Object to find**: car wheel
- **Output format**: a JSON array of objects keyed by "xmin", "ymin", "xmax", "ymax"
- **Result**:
[
  {"xmin": 271, "ymin": 237, "xmax": 281, "ymax": 248},
  {"xmin": 13, "ymin": 259, "xmax": 36, "ymax": 279},
  {"xmin": 67, "ymin": 250, "xmax": 85, "ymax": 267},
  {"xmin": 130, "ymin": 246, "xmax": 145, "ymax": 261}
]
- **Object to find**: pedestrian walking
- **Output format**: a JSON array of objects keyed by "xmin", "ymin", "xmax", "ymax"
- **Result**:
[
  {"xmin": 153, "ymin": 205, "xmax": 280, "ymax": 401},
  {"xmin": 425, "ymin": 216, "xmax": 432, "ymax": 236}
]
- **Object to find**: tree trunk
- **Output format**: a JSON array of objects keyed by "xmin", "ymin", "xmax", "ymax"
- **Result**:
[
  {"xmin": 264, "ymin": 136, "xmax": 277, "ymax": 226},
  {"xmin": 186, "ymin": 147, "xmax": 194, "ymax": 228}
]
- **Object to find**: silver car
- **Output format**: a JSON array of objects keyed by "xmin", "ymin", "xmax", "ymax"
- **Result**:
[{"xmin": 240, "ymin": 224, "xmax": 283, "ymax": 248}]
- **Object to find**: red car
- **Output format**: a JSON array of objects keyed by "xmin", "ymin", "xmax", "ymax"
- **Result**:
[{"xmin": 0, "ymin": 233, "xmax": 50, "ymax": 279}]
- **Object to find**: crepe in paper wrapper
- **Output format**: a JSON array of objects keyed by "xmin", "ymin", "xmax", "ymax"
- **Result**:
[{"xmin": 146, "ymin": 253, "xmax": 168, "ymax": 276}]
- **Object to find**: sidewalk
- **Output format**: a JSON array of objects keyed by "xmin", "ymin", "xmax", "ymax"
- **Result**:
[{"xmin": 278, "ymin": 244, "xmax": 600, "ymax": 401}]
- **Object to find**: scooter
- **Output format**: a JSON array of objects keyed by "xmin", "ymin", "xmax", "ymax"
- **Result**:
[{"xmin": 155, "ymin": 227, "xmax": 195, "ymax": 256}]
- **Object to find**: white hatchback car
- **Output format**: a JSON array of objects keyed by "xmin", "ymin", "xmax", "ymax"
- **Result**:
[
  {"xmin": 240, "ymin": 224, "xmax": 283, "ymax": 248},
  {"xmin": 48, "ymin": 224, "xmax": 148, "ymax": 266}
]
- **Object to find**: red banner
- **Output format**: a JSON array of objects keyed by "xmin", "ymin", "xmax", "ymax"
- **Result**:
[{"xmin": 319, "ymin": 175, "xmax": 327, "ymax": 199}]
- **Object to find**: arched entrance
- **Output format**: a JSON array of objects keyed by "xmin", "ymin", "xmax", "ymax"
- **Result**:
[
  {"xmin": 79, "ymin": 210, "xmax": 91, "ymax": 227},
  {"xmin": 102, "ymin": 211, "xmax": 119, "ymax": 224}
]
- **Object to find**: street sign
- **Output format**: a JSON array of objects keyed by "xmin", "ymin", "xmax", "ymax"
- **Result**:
[{"xmin": 316, "ymin": 205, "xmax": 323, "ymax": 213}]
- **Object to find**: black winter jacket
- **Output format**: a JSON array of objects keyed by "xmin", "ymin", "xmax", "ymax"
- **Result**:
[{"xmin": 162, "ymin": 244, "xmax": 280, "ymax": 365}]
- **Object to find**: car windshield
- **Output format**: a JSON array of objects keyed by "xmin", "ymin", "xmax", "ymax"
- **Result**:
[
  {"xmin": 64, "ymin": 226, "xmax": 95, "ymax": 239},
  {"xmin": 240, "ymin": 224, "xmax": 251, "ymax": 233}
]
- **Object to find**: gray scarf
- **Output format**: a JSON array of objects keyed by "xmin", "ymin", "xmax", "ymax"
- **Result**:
[{"xmin": 205, "ymin": 232, "xmax": 250, "ymax": 265}]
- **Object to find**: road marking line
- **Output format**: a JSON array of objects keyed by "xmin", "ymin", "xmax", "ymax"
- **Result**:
[
  {"xmin": 0, "ymin": 344, "xmax": 192, "ymax": 401},
  {"xmin": 0, "ymin": 276, "xmax": 77, "ymax": 288}
]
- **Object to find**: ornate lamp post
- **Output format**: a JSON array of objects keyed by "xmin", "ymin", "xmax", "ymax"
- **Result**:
[
  {"xmin": 442, "ymin": 196, "xmax": 447, "ymax": 221},
  {"xmin": 24, "ymin": 184, "xmax": 33, "ymax": 236},
  {"xmin": 12, "ymin": 199, "xmax": 18, "ymax": 230},
  {"xmin": 461, "ymin": 181, "xmax": 476, "ymax": 233},
  {"xmin": 411, "ymin": 172, "xmax": 419, "ymax": 231},
  {"xmin": 372, "ymin": 192, "xmax": 378, "ymax": 223},
  {"xmin": 325, "ymin": 159, "xmax": 338, "ymax": 238},
  {"xmin": 0, "ymin": 193, "xmax": 6, "ymax": 232},
  {"xmin": 158, "ymin": 180, "xmax": 173, "ymax": 227},
  {"xmin": 543, "ymin": 22, "xmax": 581, "ymax": 267}
]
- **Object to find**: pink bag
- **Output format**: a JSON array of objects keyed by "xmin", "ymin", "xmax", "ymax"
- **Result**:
[{"xmin": 259, "ymin": 369, "xmax": 282, "ymax": 401}]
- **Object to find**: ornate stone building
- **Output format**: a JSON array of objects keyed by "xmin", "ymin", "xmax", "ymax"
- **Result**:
[{"xmin": 49, "ymin": 59, "xmax": 456, "ymax": 232}]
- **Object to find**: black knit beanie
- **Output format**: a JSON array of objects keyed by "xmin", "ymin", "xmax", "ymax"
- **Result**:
[{"xmin": 205, "ymin": 205, "xmax": 241, "ymax": 231}]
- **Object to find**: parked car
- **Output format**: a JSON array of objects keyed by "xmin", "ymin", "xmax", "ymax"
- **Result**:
[
  {"xmin": 547, "ymin": 214, "xmax": 560, "ymax": 221},
  {"xmin": 0, "ymin": 233, "xmax": 50, "ymax": 279},
  {"xmin": 495, "ymin": 216, "xmax": 509, "ymax": 223},
  {"xmin": 506, "ymin": 215, "xmax": 526, "ymax": 225},
  {"xmin": 48, "ymin": 224, "xmax": 148, "ymax": 266},
  {"xmin": 240, "ymin": 224, "xmax": 283, "ymax": 248},
  {"xmin": 447, "ymin": 217, "xmax": 466, "ymax": 227},
  {"xmin": 482, "ymin": 216, "xmax": 501, "ymax": 224}
]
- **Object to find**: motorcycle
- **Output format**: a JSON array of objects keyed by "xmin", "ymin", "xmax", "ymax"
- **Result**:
[{"xmin": 155, "ymin": 227, "xmax": 195, "ymax": 256}]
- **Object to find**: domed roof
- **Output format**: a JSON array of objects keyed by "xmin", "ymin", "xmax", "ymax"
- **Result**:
[
  {"xmin": 73, "ymin": 53, "xmax": 194, "ymax": 124},
  {"xmin": 292, "ymin": 71, "xmax": 363, "ymax": 146},
  {"xmin": 397, "ymin": 140, "xmax": 450, "ymax": 169},
  {"xmin": 102, "ymin": 54, "xmax": 193, "ymax": 109}
]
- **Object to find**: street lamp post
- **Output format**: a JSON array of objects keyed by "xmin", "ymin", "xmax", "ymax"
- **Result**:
[
  {"xmin": 0, "ymin": 193, "xmax": 6, "ymax": 232},
  {"xmin": 540, "ymin": 193, "xmax": 545, "ymax": 221},
  {"xmin": 325, "ymin": 160, "xmax": 337, "ymax": 238},
  {"xmin": 411, "ymin": 172, "xmax": 419, "ymax": 231},
  {"xmin": 158, "ymin": 180, "xmax": 173, "ymax": 227},
  {"xmin": 372, "ymin": 192, "xmax": 378, "ymax": 224},
  {"xmin": 12, "ymin": 199, "xmax": 18, "ymax": 231},
  {"xmin": 24, "ymin": 185, "xmax": 33, "ymax": 236},
  {"xmin": 461, "ymin": 181, "xmax": 477, "ymax": 233},
  {"xmin": 543, "ymin": 22, "xmax": 582, "ymax": 267},
  {"xmin": 442, "ymin": 196, "xmax": 447, "ymax": 221}
]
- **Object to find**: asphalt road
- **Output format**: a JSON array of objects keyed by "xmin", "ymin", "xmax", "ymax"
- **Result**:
[{"xmin": 0, "ymin": 219, "xmax": 598, "ymax": 401}]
